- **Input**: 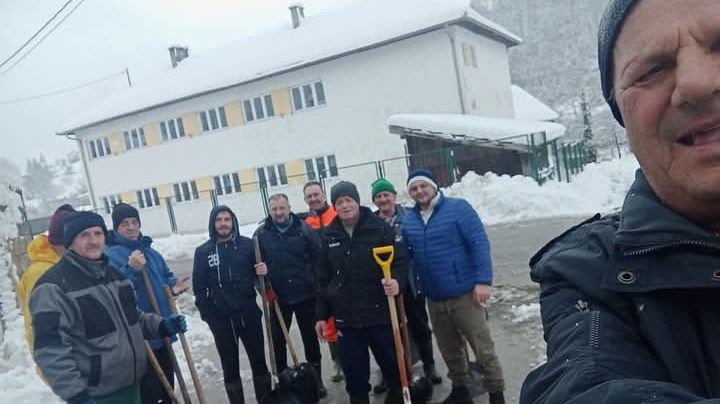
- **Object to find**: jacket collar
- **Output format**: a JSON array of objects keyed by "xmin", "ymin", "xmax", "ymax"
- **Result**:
[
  {"xmin": 328, "ymin": 206, "xmax": 383, "ymax": 235},
  {"xmin": 263, "ymin": 212, "xmax": 301, "ymax": 233},
  {"xmin": 412, "ymin": 191, "xmax": 445, "ymax": 214},
  {"xmin": 107, "ymin": 230, "xmax": 152, "ymax": 249}
]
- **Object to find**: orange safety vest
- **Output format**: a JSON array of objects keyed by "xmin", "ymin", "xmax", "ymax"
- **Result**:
[{"xmin": 305, "ymin": 204, "xmax": 338, "ymax": 342}]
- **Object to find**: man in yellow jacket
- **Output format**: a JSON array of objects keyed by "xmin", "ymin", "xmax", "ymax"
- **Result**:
[{"xmin": 16, "ymin": 204, "xmax": 75, "ymax": 353}]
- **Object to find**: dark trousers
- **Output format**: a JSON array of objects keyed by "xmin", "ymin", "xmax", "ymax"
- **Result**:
[
  {"xmin": 271, "ymin": 298, "xmax": 321, "ymax": 372},
  {"xmin": 338, "ymin": 325, "xmax": 401, "ymax": 397},
  {"xmin": 206, "ymin": 313, "xmax": 270, "ymax": 388},
  {"xmin": 404, "ymin": 293, "xmax": 434, "ymax": 366},
  {"xmin": 140, "ymin": 345, "xmax": 174, "ymax": 404}
]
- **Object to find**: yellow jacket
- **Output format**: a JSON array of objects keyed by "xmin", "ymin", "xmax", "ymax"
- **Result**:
[{"xmin": 17, "ymin": 235, "xmax": 61, "ymax": 353}]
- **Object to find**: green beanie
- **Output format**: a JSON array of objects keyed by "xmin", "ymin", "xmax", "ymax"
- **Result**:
[{"xmin": 371, "ymin": 178, "xmax": 396, "ymax": 199}]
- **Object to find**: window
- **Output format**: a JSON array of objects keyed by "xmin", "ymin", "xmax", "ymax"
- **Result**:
[
  {"xmin": 199, "ymin": 106, "xmax": 228, "ymax": 132},
  {"xmin": 290, "ymin": 80, "xmax": 327, "ymax": 111},
  {"xmin": 88, "ymin": 137, "xmax": 111, "ymax": 159},
  {"xmin": 160, "ymin": 118, "xmax": 185, "ymax": 142},
  {"xmin": 123, "ymin": 127, "xmax": 147, "ymax": 151},
  {"xmin": 213, "ymin": 172, "xmax": 241, "ymax": 196},
  {"xmin": 257, "ymin": 164, "xmax": 288, "ymax": 188},
  {"xmin": 462, "ymin": 43, "xmax": 477, "ymax": 68},
  {"xmin": 243, "ymin": 94, "xmax": 275, "ymax": 122},
  {"xmin": 136, "ymin": 187, "xmax": 160, "ymax": 209},
  {"xmin": 173, "ymin": 180, "xmax": 199, "ymax": 203},
  {"xmin": 102, "ymin": 194, "xmax": 122, "ymax": 214},
  {"xmin": 305, "ymin": 154, "xmax": 338, "ymax": 180}
]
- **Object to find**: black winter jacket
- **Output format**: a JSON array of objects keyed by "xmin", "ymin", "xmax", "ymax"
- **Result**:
[
  {"xmin": 255, "ymin": 213, "xmax": 321, "ymax": 305},
  {"xmin": 317, "ymin": 206, "xmax": 409, "ymax": 329},
  {"xmin": 520, "ymin": 170, "xmax": 720, "ymax": 404},
  {"xmin": 193, "ymin": 206, "xmax": 259, "ymax": 320}
]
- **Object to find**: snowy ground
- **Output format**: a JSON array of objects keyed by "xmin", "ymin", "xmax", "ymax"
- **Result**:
[{"xmin": 0, "ymin": 155, "xmax": 639, "ymax": 402}]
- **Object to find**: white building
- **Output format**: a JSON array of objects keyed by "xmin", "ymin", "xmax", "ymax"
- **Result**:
[{"xmin": 57, "ymin": 0, "xmax": 523, "ymax": 235}]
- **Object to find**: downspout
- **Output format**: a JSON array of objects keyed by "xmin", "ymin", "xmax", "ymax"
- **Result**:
[
  {"xmin": 65, "ymin": 133, "xmax": 98, "ymax": 211},
  {"xmin": 445, "ymin": 23, "xmax": 467, "ymax": 114}
]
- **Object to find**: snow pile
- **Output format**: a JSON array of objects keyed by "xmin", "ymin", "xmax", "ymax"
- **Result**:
[
  {"xmin": 0, "ymin": 159, "xmax": 61, "ymax": 402},
  {"xmin": 444, "ymin": 154, "xmax": 639, "ymax": 225},
  {"xmin": 153, "ymin": 222, "xmax": 259, "ymax": 261},
  {"xmin": 510, "ymin": 303, "xmax": 540, "ymax": 324}
]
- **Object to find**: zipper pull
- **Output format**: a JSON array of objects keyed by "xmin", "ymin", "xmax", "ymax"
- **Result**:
[{"xmin": 575, "ymin": 300, "xmax": 589, "ymax": 312}]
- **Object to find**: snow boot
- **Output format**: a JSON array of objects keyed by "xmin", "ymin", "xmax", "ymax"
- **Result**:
[
  {"xmin": 489, "ymin": 391, "xmax": 506, "ymax": 404},
  {"xmin": 312, "ymin": 362, "xmax": 328, "ymax": 398},
  {"xmin": 224, "ymin": 380, "xmax": 245, "ymax": 404},
  {"xmin": 440, "ymin": 385, "xmax": 473, "ymax": 404},
  {"xmin": 253, "ymin": 374, "xmax": 272, "ymax": 403}
]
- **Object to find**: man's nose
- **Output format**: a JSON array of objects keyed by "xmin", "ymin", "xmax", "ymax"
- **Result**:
[{"xmin": 671, "ymin": 46, "xmax": 720, "ymax": 110}]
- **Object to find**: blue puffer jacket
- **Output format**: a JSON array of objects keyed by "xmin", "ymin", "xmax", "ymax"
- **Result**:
[
  {"xmin": 105, "ymin": 231, "xmax": 177, "ymax": 349},
  {"xmin": 401, "ymin": 193, "xmax": 492, "ymax": 301}
]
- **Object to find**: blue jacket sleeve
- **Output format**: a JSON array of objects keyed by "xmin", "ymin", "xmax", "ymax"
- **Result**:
[
  {"xmin": 455, "ymin": 199, "xmax": 492, "ymax": 285},
  {"xmin": 105, "ymin": 246, "xmax": 141, "ymax": 283},
  {"xmin": 157, "ymin": 253, "xmax": 177, "ymax": 288}
]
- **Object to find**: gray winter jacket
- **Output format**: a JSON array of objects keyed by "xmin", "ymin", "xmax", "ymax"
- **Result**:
[{"xmin": 29, "ymin": 251, "xmax": 164, "ymax": 402}]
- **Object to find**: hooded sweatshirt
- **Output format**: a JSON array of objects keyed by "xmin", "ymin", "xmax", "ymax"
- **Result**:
[
  {"xmin": 17, "ymin": 234, "xmax": 61, "ymax": 353},
  {"xmin": 192, "ymin": 205, "xmax": 258, "ymax": 320}
]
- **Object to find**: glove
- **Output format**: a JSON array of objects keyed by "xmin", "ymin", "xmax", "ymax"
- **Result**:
[
  {"xmin": 160, "ymin": 314, "xmax": 187, "ymax": 337},
  {"xmin": 266, "ymin": 288, "xmax": 278, "ymax": 306}
]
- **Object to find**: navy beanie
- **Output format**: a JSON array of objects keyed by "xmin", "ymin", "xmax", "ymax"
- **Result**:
[
  {"xmin": 331, "ymin": 181, "xmax": 361, "ymax": 206},
  {"xmin": 598, "ymin": 0, "xmax": 641, "ymax": 127},
  {"xmin": 112, "ymin": 202, "xmax": 140, "ymax": 230},
  {"xmin": 407, "ymin": 168, "xmax": 438, "ymax": 190},
  {"xmin": 63, "ymin": 211, "xmax": 108, "ymax": 248}
]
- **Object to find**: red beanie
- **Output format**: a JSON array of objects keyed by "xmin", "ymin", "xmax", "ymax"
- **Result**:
[{"xmin": 48, "ymin": 204, "xmax": 76, "ymax": 246}]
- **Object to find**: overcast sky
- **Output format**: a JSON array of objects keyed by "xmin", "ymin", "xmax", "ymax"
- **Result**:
[{"xmin": 0, "ymin": 0, "xmax": 354, "ymax": 170}]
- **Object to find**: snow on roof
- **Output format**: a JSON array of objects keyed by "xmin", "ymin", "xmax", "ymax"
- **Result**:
[
  {"xmin": 387, "ymin": 113, "xmax": 566, "ymax": 144},
  {"xmin": 57, "ymin": 0, "xmax": 520, "ymax": 135},
  {"xmin": 511, "ymin": 85, "xmax": 559, "ymax": 121}
]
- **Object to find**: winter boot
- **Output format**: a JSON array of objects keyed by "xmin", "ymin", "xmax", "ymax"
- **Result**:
[
  {"xmin": 440, "ymin": 385, "xmax": 473, "ymax": 404},
  {"xmin": 489, "ymin": 391, "xmax": 506, "ymax": 404},
  {"xmin": 350, "ymin": 395, "xmax": 371, "ymax": 404},
  {"xmin": 419, "ymin": 341, "xmax": 442, "ymax": 385},
  {"xmin": 312, "ymin": 362, "xmax": 328, "ymax": 398},
  {"xmin": 252, "ymin": 374, "xmax": 272, "ymax": 403},
  {"xmin": 384, "ymin": 387, "xmax": 404, "ymax": 404},
  {"xmin": 224, "ymin": 380, "xmax": 245, "ymax": 404}
]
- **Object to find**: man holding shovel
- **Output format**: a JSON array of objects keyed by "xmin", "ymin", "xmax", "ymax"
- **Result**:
[
  {"xmin": 315, "ymin": 181, "xmax": 409, "ymax": 404},
  {"xmin": 105, "ymin": 203, "xmax": 190, "ymax": 404}
]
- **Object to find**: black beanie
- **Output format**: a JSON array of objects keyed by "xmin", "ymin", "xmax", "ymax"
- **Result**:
[
  {"xmin": 63, "ymin": 211, "xmax": 108, "ymax": 248},
  {"xmin": 598, "ymin": 0, "xmax": 641, "ymax": 127},
  {"xmin": 112, "ymin": 203, "xmax": 141, "ymax": 230},
  {"xmin": 331, "ymin": 181, "xmax": 360, "ymax": 206}
]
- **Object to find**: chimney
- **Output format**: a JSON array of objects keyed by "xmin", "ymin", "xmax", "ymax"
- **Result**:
[
  {"xmin": 289, "ymin": 2, "xmax": 305, "ymax": 29},
  {"xmin": 168, "ymin": 46, "xmax": 190, "ymax": 68}
]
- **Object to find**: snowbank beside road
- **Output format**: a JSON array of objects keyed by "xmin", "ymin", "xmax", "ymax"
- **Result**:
[{"xmin": 445, "ymin": 154, "xmax": 639, "ymax": 225}]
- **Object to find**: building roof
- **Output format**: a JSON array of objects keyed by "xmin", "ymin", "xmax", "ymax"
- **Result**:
[
  {"xmin": 511, "ymin": 85, "xmax": 559, "ymax": 121},
  {"xmin": 387, "ymin": 113, "xmax": 566, "ymax": 145},
  {"xmin": 57, "ymin": 0, "xmax": 520, "ymax": 135}
]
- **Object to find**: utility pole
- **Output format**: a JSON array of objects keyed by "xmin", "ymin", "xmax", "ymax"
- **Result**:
[
  {"xmin": 125, "ymin": 67, "xmax": 132, "ymax": 87},
  {"xmin": 9, "ymin": 186, "xmax": 32, "ymax": 237}
]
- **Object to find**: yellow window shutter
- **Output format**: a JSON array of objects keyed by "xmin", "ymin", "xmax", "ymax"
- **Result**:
[
  {"xmin": 240, "ymin": 168, "xmax": 258, "ymax": 192},
  {"xmin": 196, "ymin": 176, "xmax": 212, "ymax": 200},
  {"xmin": 108, "ymin": 132, "xmax": 124, "ymax": 155},
  {"xmin": 271, "ymin": 88, "xmax": 292, "ymax": 117},
  {"xmin": 182, "ymin": 112, "xmax": 201, "ymax": 137},
  {"xmin": 120, "ymin": 190, "xmax": 137, "ymax": 204},
  {"xmin": 157, "ymin": 184, "xmax": 172, "ymax": 199},
  {"xmin": 144, "ymin": 123, "xmax": 161, "ymax": 146},
  {"xmin": 285, "ymin": 159, "xmax": 305, "ymax": 185},
  {"xmin": 224, "ymin": 101, "xmax": 245, "ymax": 127}
]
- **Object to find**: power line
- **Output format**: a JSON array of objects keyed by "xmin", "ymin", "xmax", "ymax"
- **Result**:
[
  {"xmin": 0, "ymin": 0, "xmax": 74, "ymax": 70},
  {"xmin": 1, "ymin": 0, "xmax": 87, "ymax": 76},
  {"xmin": 0, "ymin": 70, "xmax": 125, "ymax": 105}
]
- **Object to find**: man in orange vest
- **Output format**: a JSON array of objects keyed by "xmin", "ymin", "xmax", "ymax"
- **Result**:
[{"xmin": 302, "ymin": 181, "xmax": 344, "ymax": 383}]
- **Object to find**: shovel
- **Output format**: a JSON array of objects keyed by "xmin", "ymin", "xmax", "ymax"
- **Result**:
[
  {"xmin": 373, "ymin": 245, "xmax": 412, "ymax": 404},
  {"xmin": 253, "ymin": 235, "xmax": 320, "ymax": 404},
  {"xmin": 397, "ymin": 295, "xmax": 433, "ymax": 402}
]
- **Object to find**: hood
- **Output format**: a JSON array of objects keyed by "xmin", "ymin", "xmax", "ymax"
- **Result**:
[
  {"xmin": 105, "ymin": 229, "xmax": 152, "ymax": 249},
  {"xmin": 27, "ymin": 234, "xmax": 61, "ymax": 265},
  {"xmin": 208, "ymin": 205, "xmax": 240, "ymax": 241}
]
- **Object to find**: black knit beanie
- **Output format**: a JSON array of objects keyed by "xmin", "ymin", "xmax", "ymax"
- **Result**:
[
  {"xmin": 598, "ymin": 0, "xmax": 641, "ymax": 127},
  {"xmin": 331, "ymin": 181, "xmax": 360, "ymax": 206},
  {"xmin": 63, "ymin": 211, "xmax": 108, "ymax": 248},
  {"xmin": 112, "ymin": 203, "xmax": 141, "ymax": 230}
]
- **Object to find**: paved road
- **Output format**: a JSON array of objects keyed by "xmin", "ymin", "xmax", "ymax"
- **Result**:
[{"xmin": 167, "ymin": 215, "xmax": 586, "ymax": 403}]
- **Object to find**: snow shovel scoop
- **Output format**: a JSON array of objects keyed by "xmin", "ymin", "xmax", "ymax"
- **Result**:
[
  {"xmin": 253, "ymin": 235, "xmax": 320, "ymax": 404},
  {"xmin": 373, "ymin": 245, "xmax": 412, "ymax": 404}
]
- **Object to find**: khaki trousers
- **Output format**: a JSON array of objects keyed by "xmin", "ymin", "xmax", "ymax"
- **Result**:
[{"xmin": 428, "ymin": 291, "xmax": 505, "ymax": 393}]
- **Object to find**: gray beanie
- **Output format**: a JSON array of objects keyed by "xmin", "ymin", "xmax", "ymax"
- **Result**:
[
  {"xmin": 331, "ymin": 181, "xmax": 360, "ymax": 206},
  {"xmin": 598, "ymin": 0, "xmax": 641, "ymax": 127}
]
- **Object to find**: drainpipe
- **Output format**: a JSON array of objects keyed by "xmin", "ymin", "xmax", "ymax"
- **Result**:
[
  {"xmin": 66, "ymin": 133, "xmax": 97, "ymax": 211},
  {"xmin": 445, "ymin": 24, "xmax": 467, "ymax": 114}
]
